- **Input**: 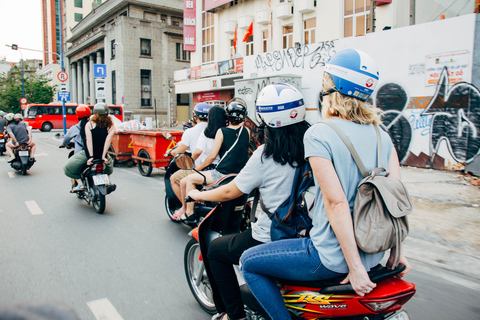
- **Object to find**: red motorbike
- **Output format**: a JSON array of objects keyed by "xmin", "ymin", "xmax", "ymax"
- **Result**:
[{"xmin": 181, "ymin": 154, "xmax": 416, "ymax": 320}]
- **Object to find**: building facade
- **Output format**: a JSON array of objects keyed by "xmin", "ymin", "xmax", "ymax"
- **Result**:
[
  {"xmin": 64, "ymin": 0, "xmax": 189, "ymax": 125},
  {"xmin": 174, "ymin": 0, "xmax": 480, "ymax": 173}
]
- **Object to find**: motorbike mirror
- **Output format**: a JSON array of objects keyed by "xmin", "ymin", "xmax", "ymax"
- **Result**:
[{"xmin": 175, "ymin": 153, "xmax": 195, "ymax": 170}]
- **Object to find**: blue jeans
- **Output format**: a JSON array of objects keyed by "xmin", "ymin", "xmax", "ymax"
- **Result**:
[{"xmin": 240, "ymin": 237, "xmax": 345, "ymax": 320}]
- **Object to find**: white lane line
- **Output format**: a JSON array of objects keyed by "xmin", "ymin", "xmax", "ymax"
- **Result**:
[
  {"xmin": 25, "ymin": 201, "xmax": 43, "ymax": 215},
  {"xmin": 8, "ymin": 172, "xmax": 16, "ymax": 178},
  {"xmin": 87, "ymin": 298, "xmax": 124, "ymax": 320}
]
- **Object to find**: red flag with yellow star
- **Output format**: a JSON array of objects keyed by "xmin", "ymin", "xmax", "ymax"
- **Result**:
[{"xmin": 243, "ymin": 22, "xmax": 253, "ymax": 42}]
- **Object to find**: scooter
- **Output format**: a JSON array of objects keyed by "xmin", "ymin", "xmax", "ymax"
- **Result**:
[
  {"xmin": 0, "ymin": 132, "xmax": 6, "ymax": 155},
  {"xmin": 182, "ymin": 159, "xmax": 416, "ymax": 320},
  {"xmin": 10, "ymin": 144, "xmax": 35, "ymax": 175}
]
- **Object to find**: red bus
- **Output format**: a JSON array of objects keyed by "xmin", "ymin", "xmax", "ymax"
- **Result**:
[{"xmin": 23, "ymin": 104, "xmax": 124, "ymax": 132}]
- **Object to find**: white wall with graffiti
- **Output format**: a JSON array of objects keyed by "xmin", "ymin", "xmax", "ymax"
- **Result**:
[{"xmin": 239, "ymin": 13, "xmax": 479, "ymax": 172}]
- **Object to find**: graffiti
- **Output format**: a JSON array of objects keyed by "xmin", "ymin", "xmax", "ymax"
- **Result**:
[
  {"xmin": 237, "ymin": 87, "xmax": 253, "ymax": 95},
  {"xmin": 254, "ymin": 41, "xmax": 335, "ymax": 72},
  {"xmin": 422, "ymin": 67, "xmax": 480, "ymax": 164}
]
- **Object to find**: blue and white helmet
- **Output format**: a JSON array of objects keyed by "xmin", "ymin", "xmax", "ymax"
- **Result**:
[
  {"xmin": 256, "ymin": 83, "xmax": 305, "ymax": 128},
  {"xmin": 324, "ymin": 49, "xmax": 379, "ymax": 101},
  {"xmin": 193, "ymin": 102, "xmax": 211, "ymax": 120}
]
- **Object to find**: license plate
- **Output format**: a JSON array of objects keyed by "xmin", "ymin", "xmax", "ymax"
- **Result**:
[
  {"xmin": 386, "ymin": 310, "xmax": 410, "ymax": 320},
  {"xmin": 93, "ymin": 174, "xmax": 109, "ymax": 185},
  {"xmin": 19, "ymin": 151, "xmax": 29, "ymax": 156},
  {"xmin": 0, "ymin": 139, "xmax": 4, "ymax": 143}
]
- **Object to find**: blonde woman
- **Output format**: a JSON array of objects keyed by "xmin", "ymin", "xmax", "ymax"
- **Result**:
[{"xmin": 240, "ymin": 49, "xmax": 411, "ymax": 320}]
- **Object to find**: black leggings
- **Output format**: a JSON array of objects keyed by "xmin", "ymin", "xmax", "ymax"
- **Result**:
[{"xmin": 207, "ymin": 229, "xmax": 263, "ymax": 319}]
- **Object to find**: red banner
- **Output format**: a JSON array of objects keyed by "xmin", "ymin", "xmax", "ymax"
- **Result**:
[
  {"xmin": 197, "ymin": 91, "xmax": 220, "ymax": 101},
  {"xmin": 183, "ymin": 0, "xmax": 196, "ymax": 51},
  {"xmin": 235, "ymin": 58, "xmax": 244, "ymax": 72}
]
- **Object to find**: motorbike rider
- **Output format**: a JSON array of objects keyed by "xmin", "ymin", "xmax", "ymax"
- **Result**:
[
  {"xmin": 64, "ymin": 103, "xmax": 115, "ymax": 193},
  {"xmin": 6, "ymin": 113, "xmax": 36, "ymax": 163},
  {"xmin": 167, "ymin": 102, "xmax": 211, "ymax": 204},
  {"xmin": 172, "ymin": 106, "xmax": 227, "ymax": 220},
  {"xmin": 239, "ymin": 49, "xmax": 411, "ymax": 320},
  {"xmin": 181, "ymin": 100, "xmax": 250, "ymax": 223},
  {"xmin": 59, "ymin": 105, "xmax": 91, "ymax": 190},
  {"xmin": 187, "ymin": 84, "xmax": 310, "ymax": 320}
]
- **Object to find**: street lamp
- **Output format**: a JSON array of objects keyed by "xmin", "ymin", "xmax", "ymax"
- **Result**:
[{"xmin": 113, "ymin": 42, "xmax": 125, "ymax": 107}]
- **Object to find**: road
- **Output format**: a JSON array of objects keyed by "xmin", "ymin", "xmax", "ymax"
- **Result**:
[{"xmin": 0, "ymin": 131, "xmax": 478, "ymax": 320}]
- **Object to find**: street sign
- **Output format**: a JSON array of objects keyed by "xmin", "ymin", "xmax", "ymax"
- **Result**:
[
  {"xmin": 58, "ymin": 91, "xmax": 71, "ymax": 101},
  {"xmin": 60, "ymin": 83, "xmax": 68, "ymax": 91},
  {"xmin": 20, "ymin": 97, "xmax": 27, "ymax": 104},
  {"xmin": 57, "ymin": 71, "xmax": 68, "ymax": 82},
  {"xmin": 94, "ymin": 64, "xmax": 107, "ymax": 78},
  {"xmin": 95, "ymin": 78, "xmax": 106, "ymax": 99}
]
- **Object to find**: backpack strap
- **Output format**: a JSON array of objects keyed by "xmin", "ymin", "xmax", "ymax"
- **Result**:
[{"xmin": 321, "ymin": 121, "xmax": 383, "ymax": 178}]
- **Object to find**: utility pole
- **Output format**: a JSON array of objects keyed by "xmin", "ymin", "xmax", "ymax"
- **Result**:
[
  {"xmin": 57, "ymin": 0, "xmax": 67, "ymax": 135},
  {"xmin": 9, "ymin": 44, "xmax": 25, "ymax": 98}
]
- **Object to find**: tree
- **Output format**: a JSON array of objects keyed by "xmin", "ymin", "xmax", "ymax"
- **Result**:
[{"xmin": 0, "ymin": 64, "xmax": 55, "ymax": 113}]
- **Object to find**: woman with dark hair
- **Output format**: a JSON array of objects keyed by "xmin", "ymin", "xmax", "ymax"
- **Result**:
[
  {"xmin": 187, "ymin": 84, "xmax": 310, "ymax": 320},
  {"xmin": 172, "ymin": 106, "xmax": 227, "ymax": 220}
]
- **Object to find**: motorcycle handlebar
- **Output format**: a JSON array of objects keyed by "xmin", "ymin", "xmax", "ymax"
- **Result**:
[{"xmin": 185, "ymin": 196, "xmax": 194, "ymax": 203}]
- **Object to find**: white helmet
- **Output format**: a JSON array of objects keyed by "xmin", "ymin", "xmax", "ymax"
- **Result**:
[
  {"xmin": 256, "ymin": 83, "xmax": 305, "ymax": 128},
  {"xmin": 324, "ymin": 49, "xmax": 379, "ymax": 101}
]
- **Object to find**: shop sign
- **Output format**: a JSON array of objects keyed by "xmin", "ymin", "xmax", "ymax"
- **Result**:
[
  {"xmin": 191, "ymin": 66, "xmax": 201, "ymax": 79},
  {"xmin": 425, "ymin": 50, "xmax": 470, "ymax": 86},
  {"xmin": 201, "ymin": 63, "xmax": 218, "ymax": 77},
  {"xmin": 197, "ymin": 91, "xmax": 220, "ymax": 101},
  {"xmin": 184, "ymin": 0, "xmax": 196, "ymax": 51},
  {"xmin": 235, "ymin": 58, "xmax": 244, "ymax": 72},
  {"xmin": 218, "ymin": 60, "xmax": 235, "ymax": 75},
  {"xmin": 174, "ymin": 68, "xmax": 190, "ymax": 81}
]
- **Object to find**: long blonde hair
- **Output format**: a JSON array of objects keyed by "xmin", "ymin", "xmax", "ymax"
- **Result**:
[{"xmin": 321, "ymin": 73, "xmax": 382, "ymax": 125}]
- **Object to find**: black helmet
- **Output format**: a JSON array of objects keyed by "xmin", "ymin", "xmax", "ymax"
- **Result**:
[
  {"xmin": 226, "ymin": 98, "xmax": 247, "ymax": 122},
  {"xmin": 193, "ymin": 102, "xmax": 211, "ymax": 121}
]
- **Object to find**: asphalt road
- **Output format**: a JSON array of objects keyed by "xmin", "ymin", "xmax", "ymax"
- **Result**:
[{"xmin": 0, "ymin": 131, "xmax": 478, "ymax": 320}]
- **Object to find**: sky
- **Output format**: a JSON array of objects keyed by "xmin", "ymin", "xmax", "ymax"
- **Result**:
[{"xmin": 0, "ymin": 0, "xmax": 44, "ymax": 63}]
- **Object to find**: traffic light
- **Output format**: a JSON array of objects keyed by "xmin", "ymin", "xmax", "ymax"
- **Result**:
[{"xmin": 11, "ymin": 44, "xmax": 18, "ymax": 50}]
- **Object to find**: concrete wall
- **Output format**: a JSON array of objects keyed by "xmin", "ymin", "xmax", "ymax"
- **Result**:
[{"xmin": 242, "ymin": 14, "xmax": 479, "ymax": 171}]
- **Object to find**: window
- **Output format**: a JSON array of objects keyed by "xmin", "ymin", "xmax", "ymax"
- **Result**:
[
  {"xmin": 111, "ymin": 40, "xmax": 116, "ymax": 58},
  {"xmin": 262, "ymin": 30, "xmax": 270, "ymax": 53},
  {"xmin": 66, "ymin": 107, "xmax": 76, "ymax": 115},
  {"xmin": 344, "ymin": 0, "xmax": 372, "ymax": 37},
  {"xmin": 304, "ymin": 18, "xmax": 316, "ymax": 44},
  {"xmin": 140, "ymin": 38, "xmax": 151, "ymax": 56},
  {"xmin": 112, "ymin": 71, "xmax": 116, "ymax": 105},
  {"xmin": 141, "ymin": 70, "xmax": 151, "ymax": 107},
  {"xmin": 245, "ymin": 35, "xmax": 253, "ymax": 56},
  {"xmin": 177, "ymin": 94, "xmax": 189, "ymax": 105},
  {"xmin": 74, "ymin": 0, "xmax": 82, "ymax": 8},
  {"xmin": 172, "ymin": 17, "xmax": 182, "ymax": 27},
  {"xmin": 230, "ymin": 40, "xmax": 235, "ymax": 59},
  {"xmin": 74, "ymin": 13, "xmax": 83, "ymax": 22},
  {"xmin": 161, "ymin": 14, "xmax": 167, "ymax": 23},
  {"xmin": 176, "ymin": 43, "xmax": 191, "ymax": 61},
  {"xmin": 283, "ymin": 25, "xmax": 293, "ymax": 49},
  {"xmin": 202, "ymin": 3, "xmax": 214, "ymax": 63}
]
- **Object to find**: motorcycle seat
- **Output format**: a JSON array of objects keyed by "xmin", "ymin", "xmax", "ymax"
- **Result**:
[{"xmin": 278, "ymin": 264, "xmax": 406, "ymax": 294}]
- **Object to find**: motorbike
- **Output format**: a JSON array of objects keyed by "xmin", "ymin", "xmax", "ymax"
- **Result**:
[
  {"xmin": 10, "ymin": 144, "xmax": 35, "ymax": 175},
  {"xmin": 180, "ymin": 155, "xmax": 416, "ymax": 320},
  {"xmin": 0, "ymin": 132, "xmax": 6, "ymax": 155}
]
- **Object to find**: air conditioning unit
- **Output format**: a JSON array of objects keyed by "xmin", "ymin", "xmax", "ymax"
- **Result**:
[
  {"xmin": 276, "ymin": 3, "xmax": 293, "ymax": 20},
  {"xmin": 224, "ymin": 20, "xmax": 236, "ymax": 34},
  {"xmin": 297, "ymin": 0, "xmax": 315, "ymax": 13},
  {"xmin": 238, "ymin": 15, "xmax": 254, "ymax": 29},
  {"xmin": 256, "ymin": 10, "xmax": 269, "ymax": 24}
]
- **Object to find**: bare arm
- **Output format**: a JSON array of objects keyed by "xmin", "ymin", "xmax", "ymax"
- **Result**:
[
  {"xmin": 169, "ymin": 143, "xmax": 188, "ymax": 156},
  {"xmin": 188, "ymin": 180, "xmax": 244, "ymax": 202},
  {"xmin": 195, "ymin": 129, "xmax": 223, "ymax": 171},
  {"xmin": 102, "ymin": 126, "xmax": 115, "ymax": 160},
  {"xmin": 85, "ymin": 122, "xmax": 93, "ymax": 160},
  {"xmin": 309, "ymin": 156, "xmax": 376, "ymax": 296}
]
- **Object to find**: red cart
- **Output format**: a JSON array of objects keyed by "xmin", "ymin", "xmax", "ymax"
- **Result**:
[
  {"xmin": 130, "ymin": 129, "xmax": 183, "ymax": 176},
  {"xmin": 108, "ymin": 131, "xmax": 134, "ymax": 164}
]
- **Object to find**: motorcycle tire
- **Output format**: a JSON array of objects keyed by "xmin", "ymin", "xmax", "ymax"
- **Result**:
[
  {"xmin": 184, "ymin": 238, "xmax": 216, "ymax": 315},
  {"xmin": 21, "ymin": 164, "xmax": 27, "ymax": 175},
  {"xmin": 165, "ymin": 195, "xmax": 180, "ymax": 222},
  {"xmin": 92, "ymin": 186, "xmax": 106, "ymax": 214},
  {"xmin": 137, "ymin": 149, "xmax": 153, "ymax": 177}
]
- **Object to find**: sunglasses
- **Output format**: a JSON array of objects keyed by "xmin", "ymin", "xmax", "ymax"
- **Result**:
[{"xmin": 319, "ymin": 88, "xmax": 337, "ymax": 102}]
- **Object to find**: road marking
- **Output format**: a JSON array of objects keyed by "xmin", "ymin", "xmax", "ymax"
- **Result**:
[
  {"xmin": 8, "ymin": 172, "xmax": 16, "ymax": 178},
  {"xmin": 87, "ymin": 298, "xmax": 124, "ymax": 320},
  {"xmin": 25, "ymin": 201, "xmax": 43, "ymax": 215},
  {"xmin": 35, "ymin": 152, "xmax": 49, "ymax": 157}
]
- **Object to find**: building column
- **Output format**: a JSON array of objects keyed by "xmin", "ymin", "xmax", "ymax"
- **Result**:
[
  {"xmin": 83, "ymin": 57, "xmax": 89, "ymax": 104},
  {"xmin": 96, "ymin": 51, "xmax": 102, "ymax": 64},
  {"xmin": 89, "ymin": 54, "xmax": 95, "ymax": 105},
  {"xmin": 71, "ymin": 62, "xmax": 77, "ymax": 104},
  {"xmin": 77, "ymin": 61, "xmax": 83, "ymax": 104}
]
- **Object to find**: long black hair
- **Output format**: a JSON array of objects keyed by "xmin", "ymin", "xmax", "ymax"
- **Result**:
[
  {"xmin": 262, "ymin": 121, "xmax": 310, "ymax": 167},
  {"xmin": 204, "ymin": 106, "xmax": 227, "ymax": 138}
]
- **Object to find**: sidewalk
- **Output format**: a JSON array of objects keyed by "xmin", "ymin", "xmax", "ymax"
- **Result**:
[{"xmin": 400, "ymin": 166, "xmax": 480, "ymax": 281}]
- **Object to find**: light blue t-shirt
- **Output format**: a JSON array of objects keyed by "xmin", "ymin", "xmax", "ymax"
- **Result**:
[{"xmin": 304, "ymin": 119, "xmax": 394, "ymax": 274}]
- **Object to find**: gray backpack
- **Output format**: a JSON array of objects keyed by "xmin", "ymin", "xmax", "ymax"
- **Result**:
[{"xmin": 323, "ymin": 121, "xmax": 412, "ymax": 267}]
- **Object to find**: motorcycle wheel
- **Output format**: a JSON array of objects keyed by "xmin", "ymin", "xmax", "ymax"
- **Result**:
[
  {"xmin": 137, "ymin": 149, "xmax": 153, "ymax": 177},
  {"xmin": 184, "ymin": 238, "xmax": 216, "ymax": 315},
  {"xmin": 165, "ymin": 195, "xmax": 180, "ymax": 222},
  {"xmin": 21, "ymin": 164, "xmax": 27, "ymax": 175},
  {"xmin": 92, "ymin": 186, "xmax": 106, "ymax": 214}
]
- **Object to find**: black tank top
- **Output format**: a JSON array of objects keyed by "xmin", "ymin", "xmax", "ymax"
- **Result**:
[
  {"xmin": 90, "ymin": 123, "xmax": 109, "ymax": 160},
  {"xmin": 215, "ymin": 127, "xmax": 249, "ymax": 175}
]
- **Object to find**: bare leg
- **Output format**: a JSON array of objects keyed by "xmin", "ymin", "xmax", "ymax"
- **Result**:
[
  {"xmin": 170, "ymin": 176, "xmax": 182, "ymax": 201},
  {"xmin": 29, "ymin": 142, "xmax": 36, "ymax": 157},
  {"xmin": 184, "ymin": 171, "xmax": 214, "ymax": 216}
]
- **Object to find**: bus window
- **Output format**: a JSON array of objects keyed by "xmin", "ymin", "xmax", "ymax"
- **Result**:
[
  {"xmin": 37, "ymin": 106, "xmax": 46, "ymax": 115},
  {"xmin": 67, "ymin": 107, "xmax": 76, "ymax": 115},
  {"xmin": 110, "ymin": 107, "xmax": 121, "ymax": 115},
  {"xmin": 53, "ymin": 107, "xmax": 62, "ymax": 115},
  {"xmin": 28, "ymin": 106, "xmax": 38, "ymax": 119}
]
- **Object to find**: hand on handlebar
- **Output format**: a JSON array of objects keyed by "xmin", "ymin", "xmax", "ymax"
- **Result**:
[
  {"xmin": 87, "ymin": 158, "xmax": 93, "ymax": 166},
  {"xmin": 187, "ymin": 189, "xmax": 202, "ymax": 203}
]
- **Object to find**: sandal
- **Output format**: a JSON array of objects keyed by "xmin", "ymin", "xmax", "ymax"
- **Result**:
[
  {"xmin": 172, "ymin": 210, "xmax": 185, "ymax": 221},
  {"xmin": 71, "ymin": 184, "xmax": 85, "ymax": 193},
  {"xmin": 179, "ymin": 212, "xmax": 197, "ymax": 223},
  {"xmin": 211, "ymin": 313, "xmax": 228, "ymax": 320}
]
